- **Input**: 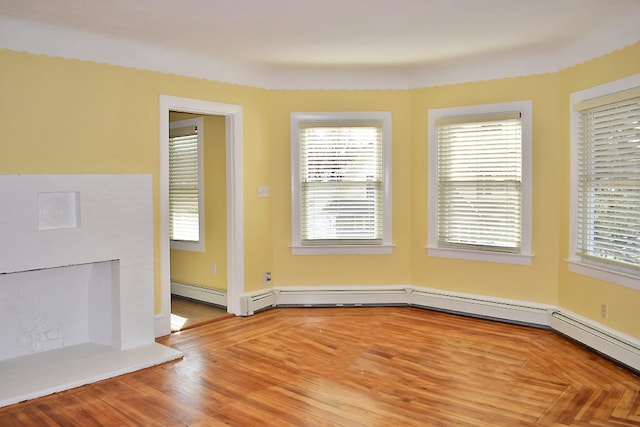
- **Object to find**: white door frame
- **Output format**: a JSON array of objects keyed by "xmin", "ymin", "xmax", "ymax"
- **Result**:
[{"xmin": 157, "ymin": 95, "xmax": 244, "ymax": 337}]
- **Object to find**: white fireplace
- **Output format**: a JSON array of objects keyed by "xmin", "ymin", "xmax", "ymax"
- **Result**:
[{"xmin": 0, "ymin": 175, "xmax": 182, "ymax": 407}]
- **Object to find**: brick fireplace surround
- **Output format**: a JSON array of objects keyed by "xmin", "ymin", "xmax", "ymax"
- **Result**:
[{"xmin": 0, "ymin": 175, "xmax": 181, "ymax": 407}]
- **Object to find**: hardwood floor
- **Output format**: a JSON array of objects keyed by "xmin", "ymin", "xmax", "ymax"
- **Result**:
[
  {"xmin": 170, "ymin": 295, "xmax": 231, "ymax": 331},
  {"xmin": 1, "ymin": 307, "xmax": 639, "ymax": 426}
]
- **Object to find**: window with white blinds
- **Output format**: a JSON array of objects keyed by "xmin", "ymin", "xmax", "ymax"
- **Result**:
[
  {"xmin": 428, "ymin": 101, "xmax": 532, "ymax": 265},
  {"xmin": 291, "ymin": 112, "xmax": 392, "ymax": 255},
  {"xmin": 169, "ymin": 117, "xmax": 204, "ymax": 251},
  {"xmin": 437, "ymin": 113, "xmax": 522, "ymax": 251},
  {"xmin": 574, "ymin": 86, "xmax": 640, "ymax": 275}
]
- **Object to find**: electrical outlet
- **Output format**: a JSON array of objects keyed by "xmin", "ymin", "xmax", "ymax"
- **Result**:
[
  {"xmin": 263, "ymin": 272, "xmax": 272, "ymax": 285},
  {"xmin": 600, "ymin": 304, "xmax": 608, "ymax": 319},
  {"xmin": 210, "ymin": 264, "xmax": 216, "ymax": 275}
]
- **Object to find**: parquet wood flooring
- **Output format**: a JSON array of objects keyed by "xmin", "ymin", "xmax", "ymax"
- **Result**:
[{"xmin": 1, "ymin": 307, "xmax": 639, "ymax": 426}]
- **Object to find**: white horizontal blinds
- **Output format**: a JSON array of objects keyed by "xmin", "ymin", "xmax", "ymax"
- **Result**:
[
  {"xmin": 300, "ymin": 121, "xmax": 383, "ymax": 245},
  {"xmin": 169, "ymin": 125, "xmax": 200, "ymax": 242},
  {"xmin": 575, "ymin": 88, "xmax": 640, "ymax": 271},
  {"xmin": 436, "ymin": 112, "xmax": 522, "ymax": 252}
]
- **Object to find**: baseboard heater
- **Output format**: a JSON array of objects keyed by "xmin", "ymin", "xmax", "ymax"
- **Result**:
[
  {"xmin": 408, "ymin": 288, "xmax": 550, "ymax": 327},
  {"xmin": 254, "ymin": 286, "xmax": 548, "ymax": 327},
  {"xmin": 171, "ymin": 281, "xmax": 226, "ymax": 307},
  {"xmin": 241, "ymin": 288, "xmax": 406, "ymax": 315},
  {"xmin": 276, "ymin": 287, "xmax": 408, "ymax": 307},
  {"xmin": 549, "ymin": 311, "xmax": 640, "ymax": 373},
  {"xmin": 241, "ymin": 291, "xmax": 276, "ymax": 315}
]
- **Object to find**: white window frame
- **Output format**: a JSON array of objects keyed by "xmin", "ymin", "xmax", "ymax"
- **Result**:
[
  {"xmin": 568, "ymin": 74, "xmax": 640, "ymax": 291},
  {"xmin": 290, "ymin": 112, "xmax": 393, "ymax": 255},
  {"xmin": 427, "ymin": 101, "xmax": 533, "ymax": 265},
  {"xmin": 169, "ymin": 117, "xmax": 204, "ymax": 252}
]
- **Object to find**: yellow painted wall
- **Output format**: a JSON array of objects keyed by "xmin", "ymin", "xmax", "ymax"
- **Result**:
[
  {"xmin": 169, "ymin": 112, "xmax": 227, "ymax": 290},
  {"xmin": 557, "ymin": 43, "xmax": 640, "ymax": 337},
  {"xmin": 409, "ymin": 73, "xmax": 562, "ymax": 305},
  {"xmin": 1, "ymin": 41, "xmax": 638, "ymax": 338},
  {"xmin": 0, "ymin": 49, "xmax": 273, "ymax": 312}
]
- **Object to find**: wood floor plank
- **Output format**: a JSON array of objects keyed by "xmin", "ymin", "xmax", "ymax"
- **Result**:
[{"xmin": 2, "ymin": 306, "xmax": 639, "ymax": 426}]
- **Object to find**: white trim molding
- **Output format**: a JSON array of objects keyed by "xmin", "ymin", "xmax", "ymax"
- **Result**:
[
  {"xmin": 238, "ymin": 284, "xmax": 640, "ymax": 373},
  {"xmin": 549, "ymin": 309, "xmax": 640, "ymax": 373},
  {"xmin": 157, "ymin": 95, "xmax": 244, "ymax": 338}
]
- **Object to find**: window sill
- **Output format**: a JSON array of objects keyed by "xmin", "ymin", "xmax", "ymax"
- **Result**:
[
  {"xmin": 426, "ymin": 246, "xmax": 533, "ymax": 265},
  {"xmin": 290, "ymin": 244, "xmax": 395, "ymax": 256},
  {"xmin": 566, "ymin": 259, "xmax": 640, "ymax": 291}
]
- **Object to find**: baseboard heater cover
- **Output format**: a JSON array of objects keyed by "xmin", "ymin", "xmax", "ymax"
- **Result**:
[
  {"xmin": 408, "ymin": 288, "xmax": 550, "ymax": 327},
  {"xmin": 241, "ymin": 290, "xmax": 276, "ymax": 315},
  {"xmin": 266, "ymin": 286, "xmax": 548, "ymax": 327},
  {"xmin": 275, "ymin": 287, "xmax": 409, "ymax": 307},
  {"xmin": 549, "ymin": 310, "xmax": 640, "ymax": 373},
  {"xmin": 171, "ymin": 281, "xmax": 227, "ymax": 307}
]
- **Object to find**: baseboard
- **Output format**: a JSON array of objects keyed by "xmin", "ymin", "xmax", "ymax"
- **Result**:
[
  {"xmin": 275, "ymin": 285, "xmax": 409, "ymax": 307},
  {"xmin": 549, "ymin": 309, "xmax": 640, "ymax": 373},
  {"xmin": 269, "ymin": 284, "xmax": 549, "ymax": 326},
  {"xmin": 171, "ymin": 281, "xmax": 227, "ymax": 307},
  {"xmin": 407, "ymin": 287, "xmax": 550, "ymax": 327},
  {"xmin": 237, "ymin": 284, "xmax": 640, "ymax": 372},
  {"xmin": 240, "ymin": 289, "xmax": 276, "ymax": 315}
]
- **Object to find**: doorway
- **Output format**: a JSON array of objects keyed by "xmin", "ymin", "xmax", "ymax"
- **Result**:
[{"xmin": 157, "ymin": 96, "xmax": 244, "ymax": 337}]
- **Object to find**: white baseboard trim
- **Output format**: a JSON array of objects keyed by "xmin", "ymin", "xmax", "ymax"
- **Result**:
[
  {"xmin": 407, "ymin": 287, "xmax": 550, "ymax": 327},
  {"xmin": 276, "ymin": 285, "xmax": 409, "ymax": 307},
  {"xmin": 171, "ymin": 281, "xmax": 227, "ymax": 307},
  {"xmin": 238, "ymin": 284, "xmax": 640, "ymax": 372},
  {"xmin": 549, "ymin": 309, "xmax": 640, "ymax": 372},
  {"xmin": 240, "ymin": 288, "xmax": 277, "ymax": 315}
]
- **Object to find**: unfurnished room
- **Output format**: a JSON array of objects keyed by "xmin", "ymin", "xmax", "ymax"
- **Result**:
[{"xmin": 0, "ymin": 0, "xmax": 639, "ymax": 425}]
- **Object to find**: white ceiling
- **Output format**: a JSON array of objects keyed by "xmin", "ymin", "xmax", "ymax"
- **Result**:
[{"xmin": 1, "ymin": 0, "xmax": 639, "ymax": 89}]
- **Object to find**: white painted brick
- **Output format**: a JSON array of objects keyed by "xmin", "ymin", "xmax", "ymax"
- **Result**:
[{"xmin": 0, "ymin": 175, "xmax": 155, "ymax": 359}]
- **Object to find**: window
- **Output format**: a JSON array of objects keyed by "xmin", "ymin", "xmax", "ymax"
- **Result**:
[
  {"xmin": 428, "ymin": 101, "xmax": 533, "ymax": 265},
  {"xmin": 169, "ymin": 117, "xmax": 204, "ymax": 252},
  {"xmin": 291, "ymin": 112, "xmax": 392, "ymax": 255},
  {"xmin": 569, "ymin": 75, "xmax": 640, "ymax": 290}
]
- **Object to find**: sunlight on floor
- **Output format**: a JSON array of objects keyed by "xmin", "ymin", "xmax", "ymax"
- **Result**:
[
  {"xmin": 170, "ymin": 295, "xmax": 230, "ymax": 331},
  {"xmin": 170, "ymin": 314, "xmax": 188, "ymax": 331}
]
